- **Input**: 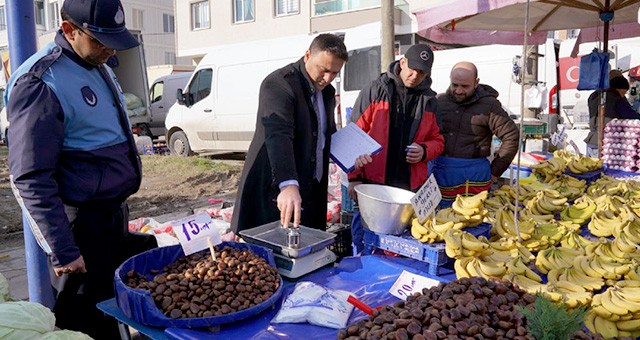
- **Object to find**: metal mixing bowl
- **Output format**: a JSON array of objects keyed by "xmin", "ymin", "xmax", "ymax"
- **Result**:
[{"xmin": 354, "ymin": 184, "xmax": 415, "ymax": 235}]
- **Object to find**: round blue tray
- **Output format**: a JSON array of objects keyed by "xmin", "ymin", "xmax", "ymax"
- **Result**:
[
  {"xmin": 564, "ymin": 165, "xmax": 606, "ymax": 183},
  {"xmin": 114, "ymin": 242, "xmax": 283, "ymax": 328}
]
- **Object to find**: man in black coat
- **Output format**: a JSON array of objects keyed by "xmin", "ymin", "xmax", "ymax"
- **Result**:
[{"xmin": 232, "ymin": 34, "xmax": 350, "ymax": 232}]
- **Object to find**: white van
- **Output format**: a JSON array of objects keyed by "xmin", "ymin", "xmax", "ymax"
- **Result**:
[
  {"xmin": 147, "ymin": 72, "xmax": 192, "ymax": 138},
  {"xmin": 165, "ymin": 34, "xmax": 318, "ymax": 156}
]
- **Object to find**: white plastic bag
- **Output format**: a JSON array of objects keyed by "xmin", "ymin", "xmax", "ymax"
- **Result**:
[{"xmin": 271, "ymin": 282, "xmax": 354, "ymax": 329}]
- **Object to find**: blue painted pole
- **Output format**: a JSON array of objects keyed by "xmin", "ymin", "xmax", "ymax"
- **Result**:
[{"xmin": 6, "ymin": 0, "xmax": 54, "ymax": 308}]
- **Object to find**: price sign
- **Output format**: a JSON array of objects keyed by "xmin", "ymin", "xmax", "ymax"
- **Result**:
[
  {"xmin": 172, "ymin": 212, "xmax": 222, "ymax": 255},
  {"xmin": 389, "ymin": 270, "xmax": 440, "ymax": 300},
  {"xmin": 551, "ymin": 126, "xmax": 567, "ymax": 146},
  {"xmin": 410, "ymin": 174, "xmax": 442, "ymax": 223}
]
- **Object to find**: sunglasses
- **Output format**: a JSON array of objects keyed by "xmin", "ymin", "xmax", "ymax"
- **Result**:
[{"xmin": 72, "ymin": 23, "xmax": 107, "ymax": 49}]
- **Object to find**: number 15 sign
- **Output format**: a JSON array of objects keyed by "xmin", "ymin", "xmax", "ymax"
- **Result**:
[
  {"xmin": 410, "ymin": 174, "xmax": 442, "ymax": 223},
  {"xmin": 172, "ymin": 212, "xmax": 222, "ymax": 255}
]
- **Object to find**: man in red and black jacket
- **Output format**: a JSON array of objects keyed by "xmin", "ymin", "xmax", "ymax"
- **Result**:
[{"xmin": 346, "ymin": 44, "xmax": 444, "ymax": 198}]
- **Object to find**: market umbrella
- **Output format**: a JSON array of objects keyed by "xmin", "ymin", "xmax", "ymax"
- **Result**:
[
  {"xmin": 415, "ymin": 0, "xmax": 640, "ymax": 154},
  {"xmin": 413, "ymin": 0, "xmax": 640, "ymax": 238}
]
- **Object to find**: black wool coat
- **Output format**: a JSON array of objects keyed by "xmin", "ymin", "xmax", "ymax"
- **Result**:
[{"xmin": 231, "ymin": 58, "xmax": 336, "ymax": 233}]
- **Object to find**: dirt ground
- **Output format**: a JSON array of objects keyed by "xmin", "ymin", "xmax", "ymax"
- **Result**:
[{"xmin": 0, "ymin": 144, "xmax": 243, "ymax": 237}]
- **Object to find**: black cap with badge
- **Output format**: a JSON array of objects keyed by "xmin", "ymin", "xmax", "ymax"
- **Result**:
[
  {"xmin": 404, "ymin": 44, "xmax": 434, "ymax": 74},
  {"xmin": 62, "ymin": 0, "xmax": 139, "ymax": 51}
]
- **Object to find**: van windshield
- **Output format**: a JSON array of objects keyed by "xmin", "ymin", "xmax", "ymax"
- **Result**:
[{"xmin": 344, "ymin": 46, "xmax": 381, "ymax": 92}]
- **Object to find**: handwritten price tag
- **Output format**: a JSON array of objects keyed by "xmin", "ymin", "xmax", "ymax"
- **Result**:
[
  {"xmin": 389, "ymin": 270, "xmax": 440, "ymax": 300},
  {"xmin": 551, "ymin": 126, "xmax": 567, "ymax": 146},
  {"xmin": 410, "ymin": 174, "xmax": 442, "ymax": 223},
  {"xmin": 172, "ymin": 212, "xmax": 222, "ymax": 255}
]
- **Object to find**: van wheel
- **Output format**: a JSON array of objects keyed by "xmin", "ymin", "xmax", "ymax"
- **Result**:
[{"xmin": 169, "ymin": 131, "xmax": 192, "ymax": 157}]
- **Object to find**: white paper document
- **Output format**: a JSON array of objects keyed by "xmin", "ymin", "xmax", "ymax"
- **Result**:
[{"xmin": 330, "ymin": 123, "xmax": 382, "ymax": 173}]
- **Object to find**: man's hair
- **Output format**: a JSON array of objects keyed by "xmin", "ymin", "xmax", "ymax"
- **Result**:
[{"xmin": 309, "ymin": 34, "xmax": 348, "ymax": 62}]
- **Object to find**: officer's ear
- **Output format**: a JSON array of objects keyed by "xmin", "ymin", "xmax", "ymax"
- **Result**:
[{"xmin": 61, "ymin": 21, "xmax": 78, "ymax": 42}]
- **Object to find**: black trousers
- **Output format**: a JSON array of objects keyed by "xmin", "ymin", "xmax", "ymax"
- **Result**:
[{"xmin": 50, "ymin": 203, "xmax": 156, "ymax": 340}]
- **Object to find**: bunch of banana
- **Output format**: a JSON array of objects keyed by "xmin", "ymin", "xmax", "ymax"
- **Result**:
[
  {"xmin": 483, "ymin": 236, "xmax": 535, "ymax": 262},
  {"xmin": 546, "ymin": 264, "xmax": 604, "ymax": 291},
  {"xmin": 611, "ymin": 232, "xmax": 640, "ymax": 259},
  {"xmin": 560, "ymin": 229, "xmax": 596, "ymax": 252},
  {"xmin": 491, "ymin": 184, "xmax": 536, "ymax": 203},
  {"xmin": 502, "ymin": 272, "xmax": 545, "ymax": 295},
  {"xmin": 579, "ymin": 253, "xmax": 632, "ymax": 280},
  {"xmin": 587, "ymin": 176, "xmax": 625, "ymax": 197},
  {"xmin": 492, "ymin": 208, "xmax": 535, "ymax": 241},
  {"xmin": 584, "ymin": 310, "xmax": 632, "ymax": 339},
  {"xmin": 546, "ymin": 281, "xmax": 593, "ymax": 308},
  {"xmin": 518, "ymin": 208, "xmax": 554, "ymax": 224},
  {"xmin": 587, "ymin": 238, "xmax": 634, "ymax": 264},
  {"xmin": 535, "ymin": 246, "xmax": 584, "ymax": 274},
  {"xmin": 443, "ymin": 229, "xmax": 492, "ymax": 258},
  {"xmin": 557, "ymin": 220, "xmax": 582, "ymax": 232},
  {"xmin": 588, "ymin": 210, "xmax": 629, "ymax": 238},
  {"xmin": 530, "ymin": 221, "xmax": 567, "ymax": 245},
  {"xmin": 622, "ymin": 222, "xmax": 640, "ymax": 244},
  {"xmin": 525, "ymin": 190, "xmax": 567, "ymax": 215},
  {"xmin": 559, "ymin": 196, "xmax": 597, "ymax": 225},
  {"xmin": 484, "ymin": 195, "xmax": 509, "ymax": 211},
  {"xmin": 590, "ymin": 283, "xmax": 640, "ymax": 330},
  {"xmin": 625, "ymin": 260, "xmax": 640, "ymax": 281},
  {"xmin": 453, "ymin": 255, "xmax": 507, "ymax": 279},
  {"xmin": 450, "ymin": 191, "xmax": 489, "ymax": 227},
  {"xmin": 624, "ymin": 182, "xmax": 640, "ymax": 200},
  {"xmin": 410, "ymin": 217, "xmax": 456, "ymax": 243},
  {"xmin": 548, "ymin": 175, "xmax": 587, "ymax": 200},
  {"xmin": 593, "ymin": 194, "xmax": 626, "ymax": 213},
  {"xmin": 531, "ymin": 157, "xmax": 567, "ymax": 183},
  {"xmin": 553, "ymin": 149, "xmax": 575, "ymax": 162},
  {"xmin": 504, "ymin": 256, "xmax": 542, "ymax": 282},
  {"xmin": 566, "ymin": 155, "xmax": 603, "ymax": 174},
  {"xmin": 627, "ymin": 199, "xmax": 640, "ymax": 218}
]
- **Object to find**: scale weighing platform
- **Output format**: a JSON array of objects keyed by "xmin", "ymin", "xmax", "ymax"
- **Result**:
[{"xmin": 239, "ymin": 222, "xmax": 337, "ymax": 279}]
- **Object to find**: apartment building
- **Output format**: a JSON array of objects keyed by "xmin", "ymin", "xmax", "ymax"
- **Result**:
[
  {"xmin": 175, "ymin": 0, "xmax": 426, "ymax": 65},
  {"xmin": 0, "ymin": 0, "xmax": 181, "ymax": 83}
]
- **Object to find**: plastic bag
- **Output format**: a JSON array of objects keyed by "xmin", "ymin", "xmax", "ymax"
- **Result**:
[
  {"xmin": 124, "ymin": 93, "xmax": 143, "ymax": 109},
  {"xmin": 577, "ymin": 49, "xmax": 610, "ymax": 90},
  {"xmin": 271, "ymin": 281, "xmax": 354, "ymax": 329}
]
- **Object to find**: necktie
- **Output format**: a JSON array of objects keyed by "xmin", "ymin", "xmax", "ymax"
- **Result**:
[{"xmin": 312, "ymin": 92, "xmax": 324, "ymax": 181}]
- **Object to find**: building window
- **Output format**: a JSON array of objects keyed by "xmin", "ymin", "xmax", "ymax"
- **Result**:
[
  {"xmin": 131, "ymin": 8, "xmax": 143, "ymax": 29},
  {"xmin": 48, "ymin": 1, "xmax": 60, "ymax": 30},
  {"xmin": 314, "ymin": 0, "xmax": 380, "ymax": 16},
  {"xmin": 191, "ymin": 1, "xmax": 210, "ymax": 30},
  {"xmin": 234, "ymin": 0, "xmax": 254, "ymax": 23},
  {"xmin": 0, "ymin": 7, "xmax": 6, "ymax": 31},
  {"xmin": 34, "ymin": 0, "xmax": 45, "ymax": 26},
  {"xmin": 163, "ymin": 14, "xmax": 175, "ymax": 33},
  {"xmin": 276, "ymin": 0, "xmax": 299, "ymax": 16},
  {"xmin": 164, "ymin": 52, "xmax": 176, "ymax": 65}
]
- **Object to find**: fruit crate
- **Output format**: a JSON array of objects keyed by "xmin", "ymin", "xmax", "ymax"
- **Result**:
[
  {"xmin": 516, "ymin": 122, "xmax": 547, "ymax": 135},
  {"xmin": 362, "ymin": 223, "xmax": 491, "ymax": 276}
]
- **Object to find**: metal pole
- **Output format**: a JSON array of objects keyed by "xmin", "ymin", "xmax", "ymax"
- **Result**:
[
  {"xmin": 381, "ymin": 0, "xmax": 394, "ymax": 70},
  {"xmin": 514, "ymin": 0, "xmax": 531, "ymax": 242},
  {"xmin": 598, "ymin": 0, "xmax": 610, "ymax": 158},
  {"xmin": 6, "ymin": 0, "xmax": 54, "ymax": 308}
]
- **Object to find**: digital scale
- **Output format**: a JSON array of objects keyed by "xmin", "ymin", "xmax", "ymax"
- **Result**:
[{"xmin": 239, "ymin": 221, "xmax": 337, "ymax": 279}]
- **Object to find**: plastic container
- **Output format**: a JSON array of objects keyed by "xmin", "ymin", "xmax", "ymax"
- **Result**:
[
  {"xmin": 500, "ymin": 164, "xmax": 533, "ymax": 179},
  {"xmin": 114, "ymin": 242, "xmax": 283, "ymax": 328},
  {"xmin": 326, "ymin": 223, "xmax": 353, "ymax": 260},
  {"xmin": 362, "ymin": 223, "xmax": 491, "ymax": 276}
]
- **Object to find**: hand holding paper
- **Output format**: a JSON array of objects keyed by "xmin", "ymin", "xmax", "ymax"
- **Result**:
[{"xmin": 330, "ymin": 123, "xmax": 382, "ymax": 173}]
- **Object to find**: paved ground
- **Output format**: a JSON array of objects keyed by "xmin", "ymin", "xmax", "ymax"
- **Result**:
[{"xmin": 0, "ymin": 233, "xmax": 28, "ymax": 301}]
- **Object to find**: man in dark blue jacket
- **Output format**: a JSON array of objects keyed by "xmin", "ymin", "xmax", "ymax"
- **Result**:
[{"xmin": 6, "ymin": 0, "xmax": 155, "ymax": 338}]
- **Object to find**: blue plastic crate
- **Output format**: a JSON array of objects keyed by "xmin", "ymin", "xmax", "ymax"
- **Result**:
[
  {"xmin": 341, "ymin": 185, "xmax": 356, "ymax": 212},
  {"xmin": 362, "ymin": 223, "xmax": 491, "ymax": 276}
]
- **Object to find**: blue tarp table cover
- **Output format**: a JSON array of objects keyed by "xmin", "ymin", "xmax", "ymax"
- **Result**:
[
  {"xmin": 114, "ymin": 242, "xmax": 283, "ymax": 328},
  {"xmin": 100, "ymin": 255, "xmax": 455, "ymax": 339}
]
